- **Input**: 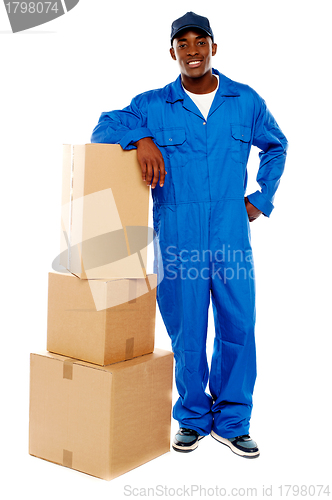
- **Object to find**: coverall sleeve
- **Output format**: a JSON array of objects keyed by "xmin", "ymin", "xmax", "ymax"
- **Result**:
[
  {"xmin": 90, "ymin": 95, "xmax": 154, "ymax": 150},
  {"xmin": 247, "ymin": 94, "xmax": 288, "ymax": 217}
]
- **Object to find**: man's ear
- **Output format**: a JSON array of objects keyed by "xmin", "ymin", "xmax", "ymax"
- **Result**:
[
  {"xmin": 212, "ymin": 43, "xmax": 218, "ymax": 57},
  {"xmin": 170, "ymin": 47, "xmax": 177, "ymax": 61}
]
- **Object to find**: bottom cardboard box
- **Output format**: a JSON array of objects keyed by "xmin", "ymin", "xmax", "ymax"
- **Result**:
[{"xmin": 29, "ymin": 349, "xmax": 173, "ymax": 480}]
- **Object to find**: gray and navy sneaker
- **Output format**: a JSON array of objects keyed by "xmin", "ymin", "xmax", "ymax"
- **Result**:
[
  {"xmin": 211, "ymin": 430, "xmax": 260, "ymax": 459},
  {"xmin": 172, "ymin": 428, "xmax": 205, "ymax": 453}
]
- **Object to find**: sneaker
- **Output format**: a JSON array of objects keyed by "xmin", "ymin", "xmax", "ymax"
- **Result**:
[
  {"xmin": 172, "ymin": 428, "xmax": 205, "ymax": 453},
  {"xmin": 210, "ymin": 430, "xmax": 260, "ymax": 459}
]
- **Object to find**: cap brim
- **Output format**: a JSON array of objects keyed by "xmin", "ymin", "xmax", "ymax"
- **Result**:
[{"xmin": 171, "ymin": 25, "xmax": 213, "ymax": 43}]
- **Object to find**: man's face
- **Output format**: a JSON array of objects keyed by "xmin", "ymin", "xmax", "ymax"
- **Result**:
[{"xmin": 170, "ymin": 29, "xmax": 217, "ymax": 79}]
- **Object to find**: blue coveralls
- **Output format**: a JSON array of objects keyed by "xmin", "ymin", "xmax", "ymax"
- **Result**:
[{"xmin": 91, "ymin": 69, "xmax": 288, "ymax": 438}]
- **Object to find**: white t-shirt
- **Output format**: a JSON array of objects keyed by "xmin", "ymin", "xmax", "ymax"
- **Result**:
[{"xmin": 183, "ymin": 74, "xmax": 219, "ymax": 121}]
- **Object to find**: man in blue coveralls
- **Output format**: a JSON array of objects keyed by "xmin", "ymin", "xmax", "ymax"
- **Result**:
[{"xmin": 91, "ymin": 12, "xmax": 288, "ymax": 459}]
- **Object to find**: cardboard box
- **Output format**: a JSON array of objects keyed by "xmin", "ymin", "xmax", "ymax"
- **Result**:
[
  {"xmin": 47, "ymin": 271, "xmax": 157, "ymax": 366},
  {"xmin": 60, "ymin": 144, "xmax": 150, "ymax": 279},
  {"xmin": 29, "ymin": 349, "xmax": 173, "ymax": 481}
]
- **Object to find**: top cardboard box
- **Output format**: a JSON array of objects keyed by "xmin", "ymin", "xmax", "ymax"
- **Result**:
[{"xmin": 60, "ymin": 144, "xmax": 150, "ymax": 279}]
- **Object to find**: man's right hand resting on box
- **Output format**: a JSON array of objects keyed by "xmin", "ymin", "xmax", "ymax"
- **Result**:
[{"xmin": 133, "ymin": 137, "xmax": 167, "ymax": 189}]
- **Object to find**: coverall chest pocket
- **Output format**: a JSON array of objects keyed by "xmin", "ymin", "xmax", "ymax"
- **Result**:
[
  {"xmin": 231, "ymin": 124, "xmax": 252, "ymax": 165},
  {"xmin": 154, "ymin": 128, "xmax": 187, "ymax": 167}
]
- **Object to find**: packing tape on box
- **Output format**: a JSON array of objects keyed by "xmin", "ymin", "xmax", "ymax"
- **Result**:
[
  {"xmin": 63, "ymin": 449, "xmax": 73, "ymax": 468},
  {"xmin": 128, "ymin": 279, "xmax": 137, "ymax": 304},
  {"xmin": 145, "ymin": 275, "xmax": 152, "ymax": 293},
  {"xmin": 137, "ymin": 250, "xmax": 147, "ymax": 279},
  {"xmin": 123, "ymin": 225, "xmax": 147, "ymax": 279},
  {"xmin": 63, "ymin": 359, "xmax": 74, "ymax": 380},
  {"xmin": 125, "ymin": 337, "xmax": 135, "ymax": 360},
  {"xmin": 68, "ymin": 145, "xmax": 75, "ymax": 270},
  {"xmin": 123, "ymin": 225, "xmax": 131, "ymax": 257}
]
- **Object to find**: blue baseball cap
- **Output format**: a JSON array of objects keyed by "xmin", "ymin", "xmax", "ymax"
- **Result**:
[{"xmin": 170, "ymin": 12, "xmax": 214, "ymax": 45}]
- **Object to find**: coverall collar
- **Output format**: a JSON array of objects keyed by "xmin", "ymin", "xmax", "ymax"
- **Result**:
[{"xmin": 166, "ymin": 68, "xmax": 240, "ymax": 120}]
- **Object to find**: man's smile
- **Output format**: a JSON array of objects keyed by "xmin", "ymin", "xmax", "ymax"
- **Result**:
[{"xmin": 187, "ymin": 60, "xmax": 203, "ymax": 67}]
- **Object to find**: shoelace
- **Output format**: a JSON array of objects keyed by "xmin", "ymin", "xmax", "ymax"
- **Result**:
[{"xmin": 180, "ymin": 428, "xmax": 199, "ymax": 436}]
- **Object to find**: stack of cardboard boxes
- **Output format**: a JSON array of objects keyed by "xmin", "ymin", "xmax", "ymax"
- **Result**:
[{"xmin": 29, "ymin": 144, "xmax": 173, "ymax": 481}]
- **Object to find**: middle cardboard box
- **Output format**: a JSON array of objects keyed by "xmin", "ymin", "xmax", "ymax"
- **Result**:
[{"xmin": 47, "ymin": 271, "xmax": 157, "ymax": 366}]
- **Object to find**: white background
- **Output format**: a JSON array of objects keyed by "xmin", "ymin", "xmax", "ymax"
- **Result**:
[{"xmin": 1, "ymin": 0, "xmax": 331, "ymax": 498}]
